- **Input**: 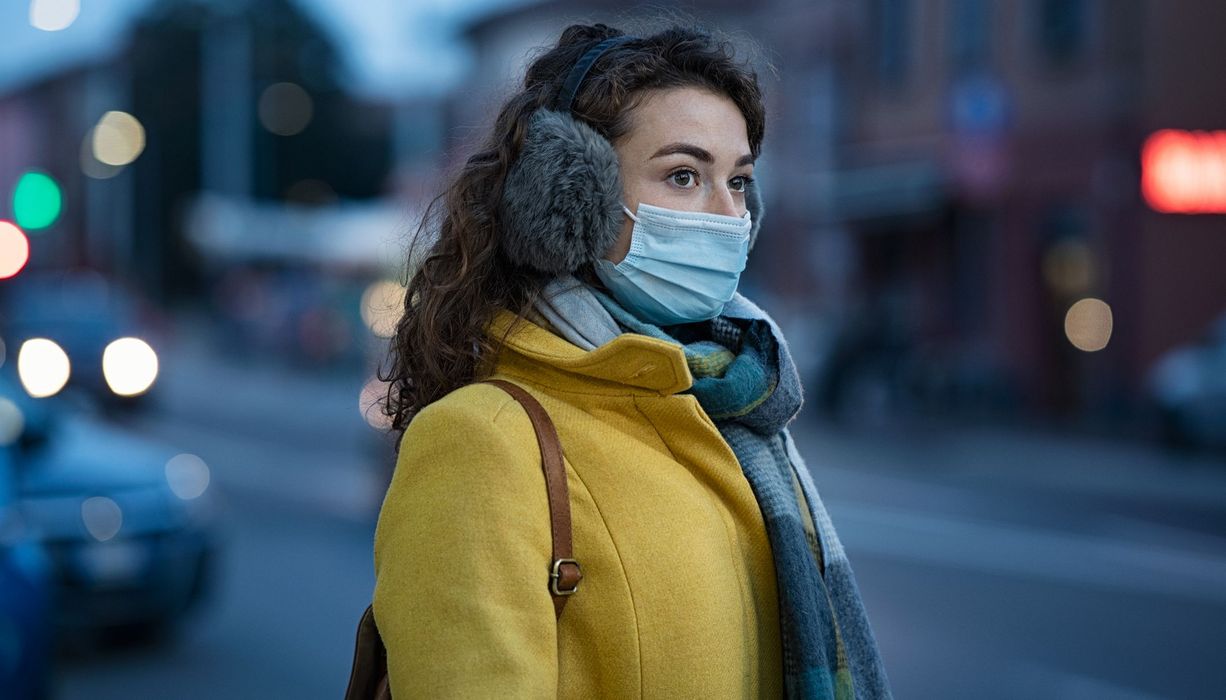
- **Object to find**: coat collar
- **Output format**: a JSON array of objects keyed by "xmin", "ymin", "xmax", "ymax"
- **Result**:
[{"xmin": 485, "ymin": 308, "xmax": 694, "ymax": 396}]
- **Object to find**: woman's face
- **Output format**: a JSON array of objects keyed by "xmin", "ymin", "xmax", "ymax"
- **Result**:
[{"xmin": 604, "ymin": 86, "xmax": 755, "ymax": 264}]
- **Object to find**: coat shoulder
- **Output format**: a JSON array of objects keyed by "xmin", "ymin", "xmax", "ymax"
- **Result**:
[{"xmin": 398, "ymin": 382, "xmax": 534, "ymax": 450}]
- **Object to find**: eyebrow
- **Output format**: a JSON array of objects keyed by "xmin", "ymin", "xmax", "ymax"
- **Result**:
[{"xmin": 649, "ymin": 142, "xmax": 756, "ymax": 168}]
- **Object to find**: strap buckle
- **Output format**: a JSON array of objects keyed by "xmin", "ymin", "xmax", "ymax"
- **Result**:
[{"xmin": 550, "ymin": 558, "xmax": 582, "ymax": 596}]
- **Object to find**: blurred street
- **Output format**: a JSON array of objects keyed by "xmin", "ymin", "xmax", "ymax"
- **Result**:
[
  {"xmin": 4, "ymin": 2, "xmax": 1226, "ymax": 696},
  {"xmin": 56, "ymin": 312, "xmax": 383, "ymax": 699},
  {"xmin": 52, "ymin": 314, "xmax": 1226, "ymax": 700}
]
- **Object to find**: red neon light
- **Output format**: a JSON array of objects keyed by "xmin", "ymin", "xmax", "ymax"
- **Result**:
[{"xmin": 1142, "ymin": 129, "xmax": 1226, "ymax": 214}]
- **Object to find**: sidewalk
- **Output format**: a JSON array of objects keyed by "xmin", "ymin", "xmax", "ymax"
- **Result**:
[{"xmin": 791, "ymin": 416, "xmax": 1226, "ymax": 520}]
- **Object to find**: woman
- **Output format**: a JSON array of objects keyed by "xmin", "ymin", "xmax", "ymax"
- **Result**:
[{"xmin": 373, "ymin": 22, "xmax": 892, "ymax": 699}]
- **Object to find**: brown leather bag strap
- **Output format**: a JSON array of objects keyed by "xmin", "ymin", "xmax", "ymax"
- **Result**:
[
  {"xmin": 344, "ymin": 380, "xmax": 580, "ymax": 700},
  {"xmin": 482, "ymin": 379, "xmax": 582, "ymax": 617}
]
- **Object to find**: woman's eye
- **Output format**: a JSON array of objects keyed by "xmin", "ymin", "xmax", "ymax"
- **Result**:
[
  {"xmin": 669, "ymin": 170, "xmax": 697, "ymax": 188},
  {"xmin": 730, "ymin": 175, "xmax": 753, "ymax": 192}
]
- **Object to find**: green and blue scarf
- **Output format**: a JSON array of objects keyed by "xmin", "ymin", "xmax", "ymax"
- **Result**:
[{"xmin": 536, "ymin": 278, "xmax": 892, "ymax": 699}]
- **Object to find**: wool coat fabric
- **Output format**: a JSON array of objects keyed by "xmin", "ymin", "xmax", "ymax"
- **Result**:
[{"xmin": 373, "ymin": 307, "xmax": 787, "ymax": 697}]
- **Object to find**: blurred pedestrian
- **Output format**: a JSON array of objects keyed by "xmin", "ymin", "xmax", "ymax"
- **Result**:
[{"xmin": 372, "ymin": 21, "xmax": 891, "ymax": 699}]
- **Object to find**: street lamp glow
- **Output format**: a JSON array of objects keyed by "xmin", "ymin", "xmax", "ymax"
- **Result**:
[
  {"xmin": 0, "ymin": 221, "xmax": 31, "ymax": 279},
  {"xmin": 0, "ymin": 398, "xmax": 24, "ymax": 446},
  {"xmin": 29, "ymin": 0, "xmax": 79, "ymax": 31},
  {"xmin": 361, "ymin": 280, "xmax": 405, "ymax": 338},
  {"xmin": 1064, "ymin": 298, "xmax": 1114, "ymax": 352},
  {"xmin": 81, "ymin": 497, "xmax": 123, "ymax": 542},
  {"xmin": 258, "ymin": 82, "xmax": 314, "ymax": 136},
  {"xmin": 92, "ymin": 111, "xmax": 146, "ymax": 167},
  {"xmin": 81, "ymin": 127, "xmax": 124, "ymax": 179},
  {"xmin": 17, "ymin": 338, "xmax": 71, "ymax": 398},
  {"xmin": 13, "ymin": 171, "xmax": 63, "ymax": 230},
  {"xmin": 165, "ymin": 453, "xmax": 211, "ymax": 500},
  {"xmin": 359, "ymin": 376, "xmax": 393, "ymax": 430},
  {"xmin": 102, "ymin": 337, "xmax": 159, "ymax": 396}
]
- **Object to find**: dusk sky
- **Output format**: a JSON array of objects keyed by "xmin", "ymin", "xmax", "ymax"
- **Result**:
[{"xmin": 0, "ymin": 0, "xmax": 530, "ymax": 98}]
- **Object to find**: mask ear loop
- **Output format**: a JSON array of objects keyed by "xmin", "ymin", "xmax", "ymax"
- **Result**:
[{"xmin": 622, "ymin": 204, "xmax": 640, "ymax": 223}]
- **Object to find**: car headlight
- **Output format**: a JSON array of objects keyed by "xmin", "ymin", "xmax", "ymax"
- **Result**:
[
  {"xmin": 102, "ymin": 337, "xmax": 159, "ymax": 396},
  {"xmin": 17, "ymin": 338, "xmax": 71, "ymax": 398}
]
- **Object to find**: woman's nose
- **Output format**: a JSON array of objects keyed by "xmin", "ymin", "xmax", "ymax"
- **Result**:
[{"xmin": 707, "ymin": 186, "xmax": 742, "ymax": 217}]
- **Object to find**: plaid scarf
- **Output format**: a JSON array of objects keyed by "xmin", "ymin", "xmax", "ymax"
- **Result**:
[{"xmin": 581, "ymin": 287, "xmax": 892, "ymax": 700}]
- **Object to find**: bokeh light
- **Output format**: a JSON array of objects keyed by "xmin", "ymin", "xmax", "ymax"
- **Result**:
[
  {"xmin": 81, "ymin": 496, "xmax": 123, "ymax": 542},
  {"xmin": 92, "ymin": 111, "xmax": 146, "ymax": 167},
  {"xmin": 0, "ymin": 221, "xmax": 31, "ymax": 279},
  {"xmin": 29, "ymin": 0, "xmax": 79, "ymax": 32},
  {"xmin": 1064, "ymin": 298, "xmax": 1114, "ymax": 352},
  {"xmin": 17, "ymin": 338, "xmax": 71, "ymax": 398},
  {"xmin": 1142, "ymin": 129, "xmax": 1226, "ymax": 214},
  {"xmin": 0, "ymin": 398, "xmax": 24, "ymax": 447},
  {"xmin": 359, "ymin": 376, "xmax": 393, "ymax": 430},
  {"xmin": 165, "ymin": 454, "xmax": 211, "ymax": 500},
  {"xmin": 360, "ymin": 280, "xmax": 405, "ymax": 338},
  {"xmin": 102, "ymin": 337, "xmax": 160, "ymax": 396},
  {"xmin": 80, "ymin": 127, "xmax": 124, "ymax": 179},
  {"xmin": 1041, "ymin": 240, "xmax": 1096, "ymax": 297},
  {"xmin": 12, "ymin": 171, "xmax": 63, "ymax": 230},
  {"xmin": 258, "ymin": 82, "xmax": 314, "ymax": 136}
]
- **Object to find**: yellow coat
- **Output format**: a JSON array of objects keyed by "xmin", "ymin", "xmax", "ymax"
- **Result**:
[{"xmin": 373, "ymin": 308, "xmax": 783, "ymax": 698}]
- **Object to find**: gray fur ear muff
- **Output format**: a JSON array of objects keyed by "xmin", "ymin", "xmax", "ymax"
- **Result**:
[{"xmin": 500, "ymin": 108, "xmax": 624, "ymax": 275}]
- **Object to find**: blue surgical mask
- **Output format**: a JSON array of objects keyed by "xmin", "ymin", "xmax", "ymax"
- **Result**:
[{"xmin": 593, "ymin": 202, "xmax": 752, "ymax": 326}]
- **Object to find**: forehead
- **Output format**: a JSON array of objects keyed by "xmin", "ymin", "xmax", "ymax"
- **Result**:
[{"xmin": 620, "ymin": 87, "xmax": 749, "ymax": 159}]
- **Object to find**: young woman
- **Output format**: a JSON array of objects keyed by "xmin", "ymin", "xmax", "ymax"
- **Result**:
[{"xmin": 373, "ymin": 22, "xmax": 892, "ymax": 699}]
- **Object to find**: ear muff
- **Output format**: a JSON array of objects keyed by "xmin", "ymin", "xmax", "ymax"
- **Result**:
[
  {"xmin": 500, "ymin": 108, "xmax": 625, "ymax": 275},
  {"xmin": 499, "ymin": 35, "xmax": 764, "ymax": 275}
]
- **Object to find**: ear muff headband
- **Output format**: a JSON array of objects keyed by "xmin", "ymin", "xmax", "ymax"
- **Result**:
[{"xmin": 555, "ymin": 36, "xmax": 637, "ymax": 113}]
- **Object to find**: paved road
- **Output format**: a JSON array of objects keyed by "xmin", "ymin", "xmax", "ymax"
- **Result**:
[
  {"xmin": 792, "ymin": 422, "xmax": 1226, "ymax": 699},
  {"xmin": 54, "ymin": 318, "xmax": 1226, "ymax": 699}
]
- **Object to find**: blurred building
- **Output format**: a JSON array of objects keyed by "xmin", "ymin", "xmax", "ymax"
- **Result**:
[
  {"xmin": 0, "ymin": 0, "xmax": 406, "ymax": 301},
  {"xmin": 6, "ymin": 0, "xmax": 1223, "ymax": 428},
  {"xmin": 816, "ymin": 0, "xmax": 1226, "ymax": 425}
]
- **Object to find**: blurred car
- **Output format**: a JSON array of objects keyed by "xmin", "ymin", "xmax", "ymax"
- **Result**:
[
  {"xmin": 0, "ymin": 270, "xmax": 166, "ymax": 410},
  {"xmin": 0, "ymin": 371, "xmax": 217, "ymax": 646},
  {"xmin": 0, "ymin": 417, "xmax": 54, "ymax": 699},
  {"xmin": 1147, "ymin": 311, "xmax": 1226, "ymax": 450}
]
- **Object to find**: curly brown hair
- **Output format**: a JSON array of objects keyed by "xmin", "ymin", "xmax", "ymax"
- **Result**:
[{"xmin": 378, "ymin": 21, "xmax": 767, "ymax": 444}]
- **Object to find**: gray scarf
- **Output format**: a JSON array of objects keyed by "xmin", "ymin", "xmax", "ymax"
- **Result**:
[{"xmin": 533, "ymin": 276, "xmax": 892, "ymax": 700}]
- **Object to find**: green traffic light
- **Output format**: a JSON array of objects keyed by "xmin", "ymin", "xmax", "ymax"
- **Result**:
[{"xmin": 13, "ymin": 171, "xmax": 62, "ymax": 231}]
